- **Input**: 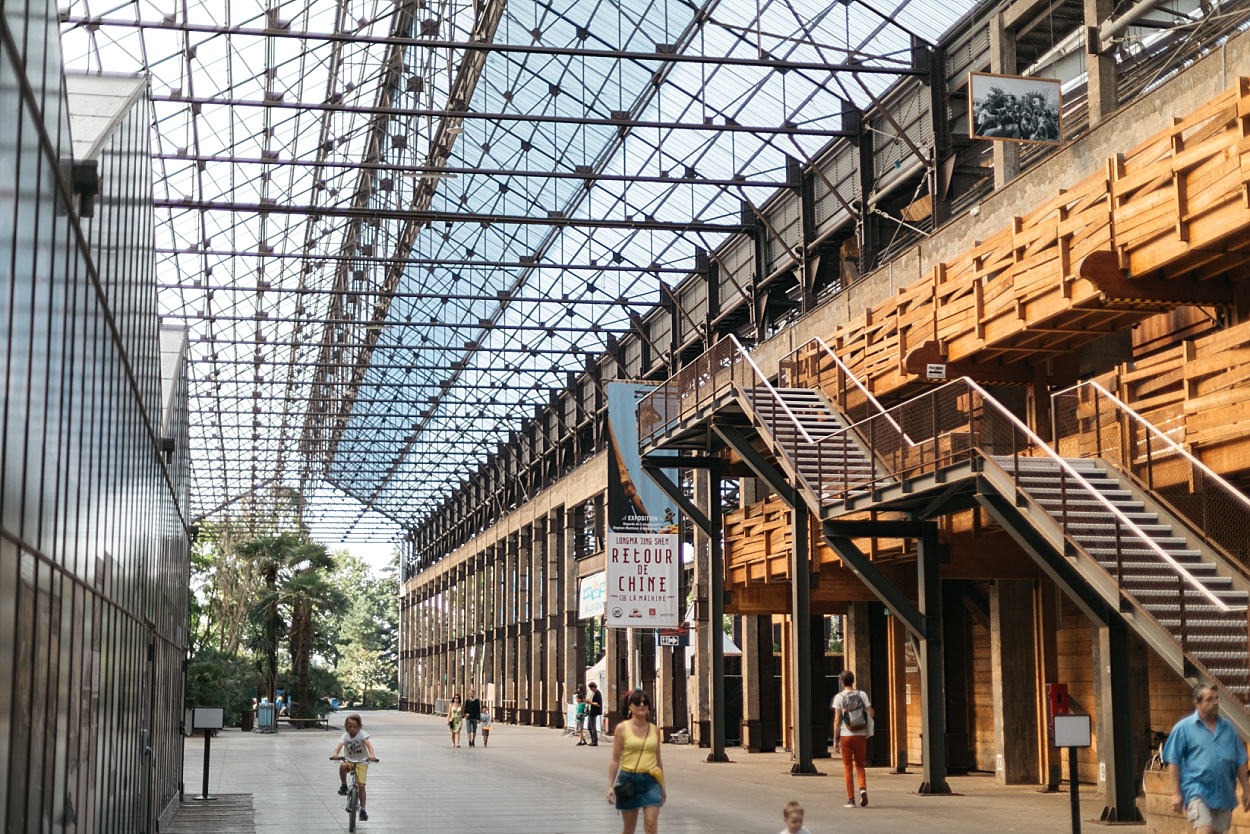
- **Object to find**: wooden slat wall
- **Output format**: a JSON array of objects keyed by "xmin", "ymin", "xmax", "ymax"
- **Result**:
[
  {"xmin": 1055, "ymin": 599, "xmax": 1099, "ymax": 785},
  {"xmin": 969, "ymin": 617, "xmax": 996, "ymax": 772},
  {"xmin": 793, "ymin": 81, "xmax": 1250, "ymax": 398}
]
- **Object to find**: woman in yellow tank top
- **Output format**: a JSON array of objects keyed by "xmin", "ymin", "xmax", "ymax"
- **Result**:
[{"xmin": 606, "ymin": 689, "xmax": 666, "ymax": 833}]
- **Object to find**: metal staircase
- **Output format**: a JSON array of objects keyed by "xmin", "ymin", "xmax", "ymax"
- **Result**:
[
  {"xmin": 638, "ymin": 335, "xmax": 1250, "ymax": 735},
  {"xmin": 980, "ymin": 454, "xmax": 1250, "ymax": 706},
  {"xmin": 736, "ymin": 385, "xmax": 887, "ymax": 514}
]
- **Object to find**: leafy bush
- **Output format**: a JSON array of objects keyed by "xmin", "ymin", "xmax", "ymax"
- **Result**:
[{"xmin": 185, "ymin": 649, "xmax": 257, "ymax": 726}]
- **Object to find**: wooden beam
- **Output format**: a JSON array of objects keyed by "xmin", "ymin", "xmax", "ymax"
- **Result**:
[{"xmin": 1081, "ymin": 250, "xmax": 1234, "ymax": 306}]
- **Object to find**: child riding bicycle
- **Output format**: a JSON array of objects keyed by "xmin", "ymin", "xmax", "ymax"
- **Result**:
[{"xmin": 330, "ymin": 713, "xmax": 378, "ymax": 821}]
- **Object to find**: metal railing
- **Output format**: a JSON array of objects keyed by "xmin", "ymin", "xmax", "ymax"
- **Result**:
[
  {"xmin": 637, "ymin": 334, "xmax": 818, "ymax": 449},
  {"xmin": 779, "ymin": 338, "xmax": 906, "ymax": 436},
  {"xmin": 1053, "ymin": 380, "xmax": 1250, "ymax": 582},
  {"xmin": 810, "ymin": 378, "xmax": 1235, "ymax": 621}
]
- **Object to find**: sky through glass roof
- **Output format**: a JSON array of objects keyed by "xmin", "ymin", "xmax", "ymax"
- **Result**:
[{"xmin": 57, "ymin": 0, "xmax": 980, "ymax": 542}]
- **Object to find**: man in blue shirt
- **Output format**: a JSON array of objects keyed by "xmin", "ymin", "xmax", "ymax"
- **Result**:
[{"xmin": 1162, "ymin": 683, "xmax": 1250, "ymax": 833}]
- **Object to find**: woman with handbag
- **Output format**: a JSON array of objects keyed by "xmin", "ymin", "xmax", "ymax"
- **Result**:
[{"xmin": 606, "ymin": 689, "xmax": 665, "ymax": 834}]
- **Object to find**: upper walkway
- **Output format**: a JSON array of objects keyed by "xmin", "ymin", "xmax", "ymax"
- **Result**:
[{"xmin": 174, "ymin": 709, "xmax": 1100, "ymax": 832}]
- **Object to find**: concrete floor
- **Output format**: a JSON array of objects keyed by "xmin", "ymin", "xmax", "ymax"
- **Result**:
[{"xmin": 172, "ymin": 709, "xmax": 1094, "ymax": 833}]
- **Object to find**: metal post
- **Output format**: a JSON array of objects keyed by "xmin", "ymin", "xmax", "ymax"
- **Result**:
[
  {"xmin": 708, "ymin": 458, "xmax": 729, "ymax": 762},
  {"xmin": 193, "ymin": 732, "xmax": 216, "ymax": 801},
  {"xmin": 1068, "ymin": 745, "xmax": 1081, "ymax": 834}
]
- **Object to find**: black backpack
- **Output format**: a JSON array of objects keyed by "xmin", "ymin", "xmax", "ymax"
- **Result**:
[{"xmin": 841, "ymin": 691, "xmax": 868, "ymax": 731}]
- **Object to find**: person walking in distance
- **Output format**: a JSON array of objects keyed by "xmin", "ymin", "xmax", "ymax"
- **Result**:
[
  {"xmin": 832, "ymin": 669, "xmax": 874, "ymax": 809},
  {"xmin": 448, "ymin": 694, "xmax": 464, "ymax": 747},
  {"xmin": 1163, "ymin": 683, "xmax": 1250, "ymax": 834},
  {"xmin": 463, "ymin": 690, "xmax": 483, "ymax": 747},
  {"xmin": 479, "ymin": 708, "xmax": 492, "ymax": 746},
  {"xmin": 587, "ymin": 681, "xmax": 604, "ymax": 746}
]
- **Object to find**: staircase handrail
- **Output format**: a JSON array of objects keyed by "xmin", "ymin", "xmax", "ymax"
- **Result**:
[
  {"xmin": 636, "ymin": 334, "xmax": 822, "ymax": 448},
  {"xmin": 801, "ymin": 337, "xmax": 912, "ymax": 443},
  {"xmin": 726, "ymin": 334, "xmax": 823, "ymax": 446},
  {"xmin": 1053, "ymin": 379, "xmax": 1250, "ymax": 577},
  {"xmin": 966, "ymin": 380, "xmax": 1236, "ymax": 611},
  {"xmin": 816, "ymin": 377, "xmax": 1237, "ymax": 612}
]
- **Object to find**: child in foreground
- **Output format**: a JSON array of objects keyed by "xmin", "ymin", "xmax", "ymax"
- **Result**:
[
  {"xmin": 780, "ymin": 799, "xmax": 811, "ymax": 834},
  {"xmin": 330, "ymin": 713, "xmax": 378, "ymax": 821}
]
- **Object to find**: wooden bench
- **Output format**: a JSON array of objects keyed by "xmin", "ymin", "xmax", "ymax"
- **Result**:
[{"xmin": 280, "ymin": 716, "xmax": 331, "ymax": 730}]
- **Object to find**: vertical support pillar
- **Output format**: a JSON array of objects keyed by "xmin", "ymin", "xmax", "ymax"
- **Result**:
[
  {"xmin": 1036, "ymin": 580, "xmax": 1061, "ymax": 789},
  {"xmin": 1094, "ymin": 623, "xmax": 1145, "ymax": 821},
  {"xmin": 790, "ymin": 494, "xmax": 816, "ymax": 773},
  {"xmin": 885, "ymin": 614, "xmax": 907, "ymax": 772},
  {"xmin": 991, "ymin": 579, "xmax": 1039, "ymax": 784},
  {"xmin": 917, "ymin": 527, "xmax": 950, "ymax": 794},
  {"xmin": 492, "ymin": 543, "xmax": 505, "ymax": 716},
  {"xmin": 517, "ymin": 532, "xmax": 532, "ymax": 723},
  {"xmin": 691, "ymin": 468, "xmax": 713, "ymax": 747},
  {"xmin": 561, "ymin": 508, "xmax": 583, "ymax": 705},
  {"xmin": 1085, "ymin": 0, "xmax": 1117, "ymax": 126},
  {"xmin": 545, "ymin": 514, "xmax": 562, "ymax": 726},
  {"xmin": 505, "ymin": 536, "xmax": 518, "ymax": 721},
  {"xmin": 708, "ymin": 460, "xmax": 728, "ymax": 762},
  {"xmin": 989, "ymin": 13, "xmax": 1021, "ymax": 187},
  {"xmin": 740, "ymin": 615, "xmax": 766, "ymax": 751},
  {"xmin": 453, "ymin": 564, "xmax": 464, "ymax": 697}
]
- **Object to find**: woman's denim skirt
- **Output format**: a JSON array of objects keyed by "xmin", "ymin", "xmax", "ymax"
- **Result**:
[{"xmin": 615, "ymin": 770, "xmax": 662, "ymax": 811}]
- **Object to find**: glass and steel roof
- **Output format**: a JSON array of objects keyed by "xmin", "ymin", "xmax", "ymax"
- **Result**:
[{"xmin": 57, "ymin": 0, "xmax": 980, "ymax": 542}]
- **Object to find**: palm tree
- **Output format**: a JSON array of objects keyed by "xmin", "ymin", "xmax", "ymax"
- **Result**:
[
  {"xmin": 284, "ymin": 547, "xmax": 345, "ymax": 717},
  {"xmin": 239, "ymin": 532, "xmax": 312, "ymax": 702}
]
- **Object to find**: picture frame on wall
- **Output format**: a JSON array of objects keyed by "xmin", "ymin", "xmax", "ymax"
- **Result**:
[{"xmin": 968, "ymin": 72, "xmax": 1062, "ymax": 144}]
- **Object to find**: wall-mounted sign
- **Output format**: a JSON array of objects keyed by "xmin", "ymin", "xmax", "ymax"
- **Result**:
[
  {"xmin": 969, "ymin": 72, "xmax": 1062, "ymax": 145},
  {"xmin": 578, "ymin": 571, "xmax": 607, "ymax": 620},
  {"xmin": 925, "ymin": 363, "xmax": 947, "ymax": 380}
]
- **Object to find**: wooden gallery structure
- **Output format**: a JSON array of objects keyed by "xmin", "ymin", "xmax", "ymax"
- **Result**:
[{"xmin": 400, "ymin": 12, "xmax": 1250, "ymax": 823}]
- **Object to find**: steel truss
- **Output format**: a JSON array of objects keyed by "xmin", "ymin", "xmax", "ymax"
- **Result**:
[{"xmin": 56, "ymin": 0, "xmax": 991, "ymax": 542}]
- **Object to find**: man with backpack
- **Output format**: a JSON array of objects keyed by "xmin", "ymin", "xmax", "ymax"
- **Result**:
[{"xmin": 832, "ymin": 669, "xmax": 875, "ymax": 809}]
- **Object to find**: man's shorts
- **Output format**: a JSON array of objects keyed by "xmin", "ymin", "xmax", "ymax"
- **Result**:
[
  {"xmin": 466, "ymin": 718, "xmax": 480, "ymax": 733},
  {"xmin": 1187, "ymin": 796, "xmax": 1232, "ymax": 833}
]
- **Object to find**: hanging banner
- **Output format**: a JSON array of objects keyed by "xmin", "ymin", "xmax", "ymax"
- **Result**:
[
  {"xmin": 606, "ymin": 382, "xmax": 678, "ymax": 534},
  {"xmin": 605, "ymin": 381, "xmax": 680, "ymax": 628},
  {"xmin": 605, "ymin": 530, "xmax": 679, "ymax": 628}
]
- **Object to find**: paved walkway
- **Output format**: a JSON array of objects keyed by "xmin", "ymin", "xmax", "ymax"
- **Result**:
[{"xmin": 174, "ymin": 710, "xmax": 1093, "ymax": 833}]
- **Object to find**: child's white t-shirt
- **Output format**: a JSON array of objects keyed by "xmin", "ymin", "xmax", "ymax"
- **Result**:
[
  {"xmin": 340, "ymin": 729, "xmax": 371, "ymax": 762},
  {"xmin": 778, "ymin": 827, "xmax": 811, "ymax": 834}
]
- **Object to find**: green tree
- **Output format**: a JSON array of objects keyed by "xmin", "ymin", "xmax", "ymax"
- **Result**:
[
  {"xmin": 284, "ymin": 547, "xmax": 346, "ymax": 717},
  {"xmin": 239, "ymin": 532, "xmax": 336, "ymax": 705},
  {"xmin": 329, "ymin": 552, "xmax": 399, "ymax": 706}
]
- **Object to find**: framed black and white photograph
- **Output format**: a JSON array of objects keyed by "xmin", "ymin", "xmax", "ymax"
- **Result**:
[{"xmin": 969, "ymin": 72, "xmax": 1062, "ymax": 145}]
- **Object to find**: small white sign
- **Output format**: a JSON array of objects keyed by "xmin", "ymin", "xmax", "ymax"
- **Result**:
[
  {"xmin": 925, "ymin": 363, "xmax": 947, "ymax": 380},
  {"xmin": 192, "ymin": 707, "xmax": 225, "ymax": 730},
  {"xmin": 1053, "ymin": 714, "xmax": 1092, "ymax": 747}
]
